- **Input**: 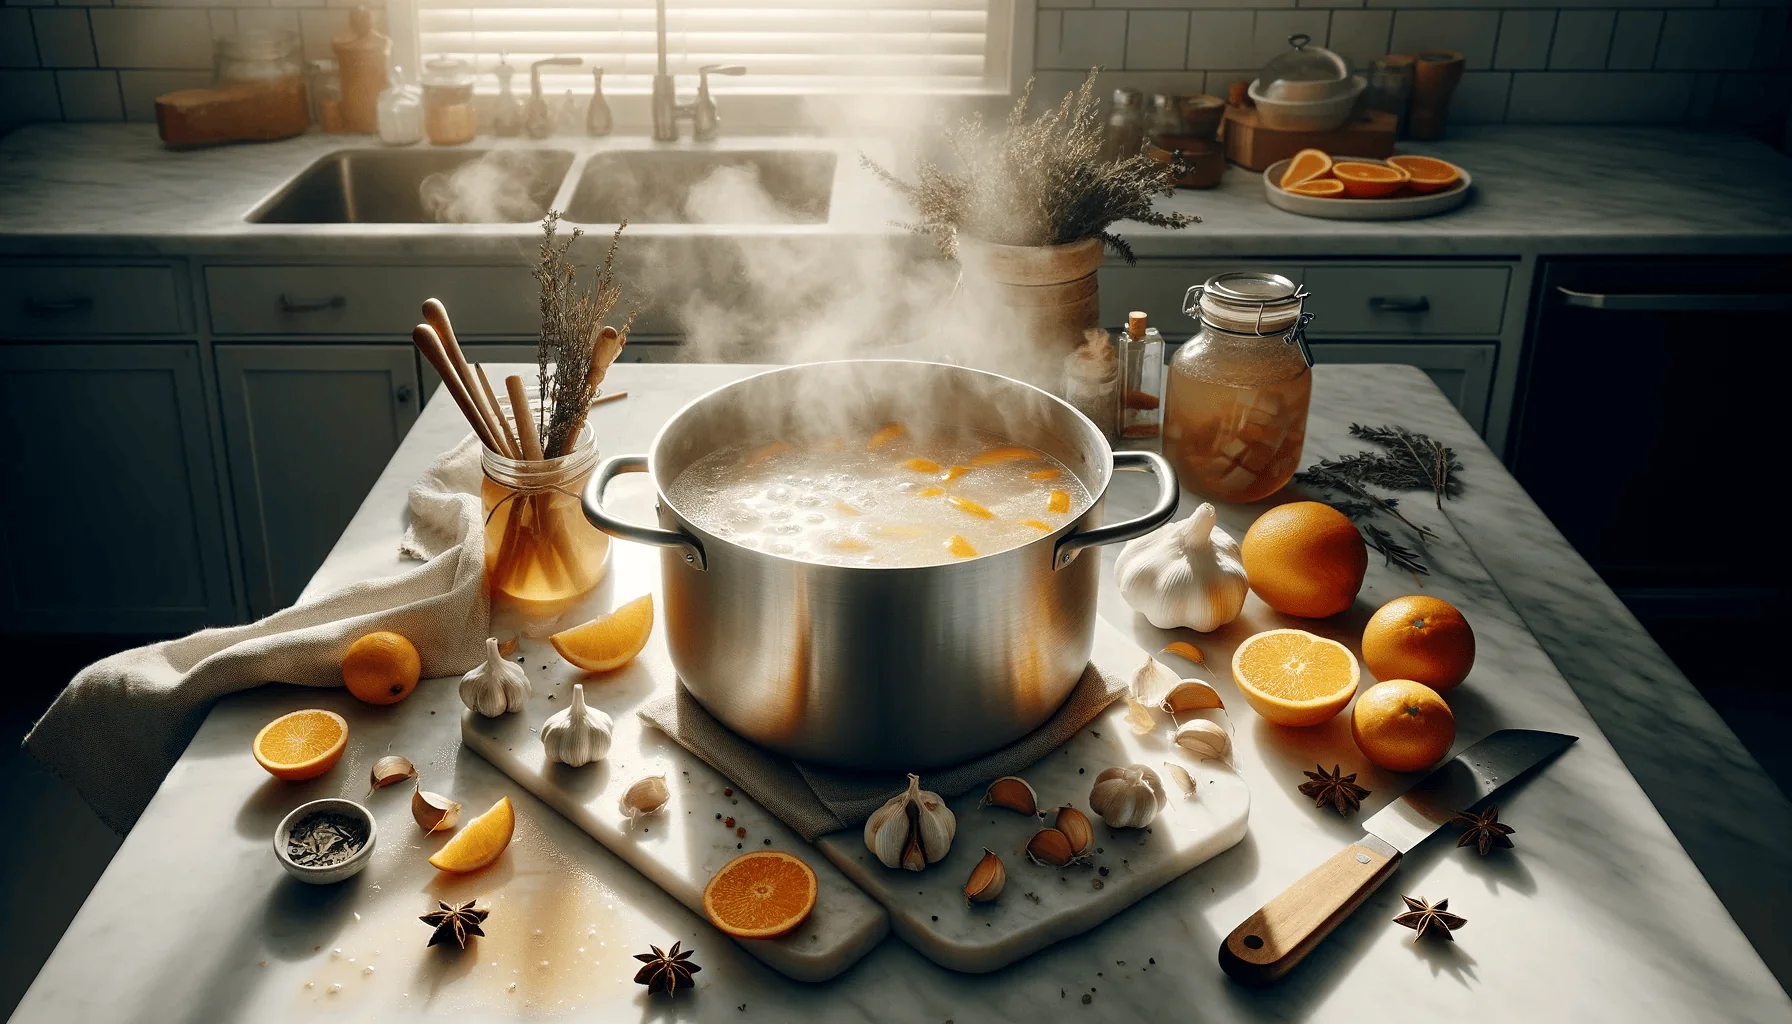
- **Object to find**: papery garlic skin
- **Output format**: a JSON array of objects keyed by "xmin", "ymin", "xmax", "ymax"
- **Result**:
[
  {"xmin": 1114, "ymin": 503, "xmax": 1248, "ymax": 632},
  {"xmin": 863, "ymin": 774, "xmax": 956, "ymax": 871},
  {"xmin": 460, "ymin": 637, "xmax": 531, "ymax": 717},
  {"xmin": 539, "ymin": 683, "xmax": 613, "ymax": 767},
  {"xmin": 1089, "ymin": 764, "xmax": 1169, "ymax": 829},
  {"xmin": 620, "ymin": 775, "xmax": 670, "ymax": 820}
]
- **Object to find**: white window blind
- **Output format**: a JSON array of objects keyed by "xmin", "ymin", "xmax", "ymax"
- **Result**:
[{"xmin": 417, "ymin": 0, "xmax": 1011, "ymax": 95}]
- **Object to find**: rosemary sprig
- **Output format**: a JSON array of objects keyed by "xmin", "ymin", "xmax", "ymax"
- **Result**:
[
  {"xmin": 1294, "ymin": 423, "xmax": 1463, "ymax": 576},
  {"xmin": 531, "ymin": 213, "xmax": 637, "ymax": 458},
  {"xmin": 1346, "ymin": 424, "xmax": 1462, "ymax": 509}
]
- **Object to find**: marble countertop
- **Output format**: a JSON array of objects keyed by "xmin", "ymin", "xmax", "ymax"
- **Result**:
[
  {"xmin": 13, "ymin": 362, "xmax": 1791, "ymax": 1022},
  {"xmin": 1, "ymin": 124, "xmax": 1789, "ymax": 259}
]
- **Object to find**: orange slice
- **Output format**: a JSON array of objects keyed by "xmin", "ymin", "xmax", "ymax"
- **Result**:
[
  {"xmin": 904, "ymin": 457, "xmax": 942, "ymax": 474},
  {"xmin": 428, "ymin": 796, "xmax": 515, "ymax": 872},
  {"xmin": 865, "ymin": 423, "xmax": 904, "ymax": 449},
  {"xmin": 1331, "ymin": 162, "xmax": 1411, "ymax": 199},
  {"xmin": 917, "ymin": 486, "xmax": 945, "ymax": 498},
  {"xmin": 551, "ymin": 594, "xmax": 655, "ymax": 673},
  {"xmin": 1018, "ymin": 519, "xmax": 1053, "ymax": 531},
  {"xmin": 947, "ymin": 535, "xmax": 978, "ymax": 558},
  {"xmin": 947, "ymin": 495, "xmax": 994, "ymax": 519},
  {"xmin": 252, "ymin": 709, "xmax": 347, "ymax": 781},
  {"xmin": 1386, "ymin": 155, "xmax": 1461, "ymax": 194},
  {"xmin": 1047, "ymin": 490, "xmax": 1070, "ymax": 514},
  {"xmin": 1231, "ymin": 628, "xmax": 1361, "ymax": 727},
  {"xmin": 702, "ymin": 851, "xmax": 817, "ymax": 939},
  {"xmin": 1027, "ymin": 469, "xmax": 1061, "ymax": 481},
  {"xmin": 969, "ymin": 447, "xmax": 1035, "ymax": 466},
  {"xmin": 942, "ymin": 465, "xmax": 970, "ymax": 482},
  {"xmin": 744, "ymin": 440, "xmax": 791, "ymax": 465},
  {"xmin": 825, "ymin": 534, "xmax": 872, "ymax": 553},
  {"xmin": 1285, "ymin": 178, "xmax": 1346, "ymax": 198},
  {"xmin": 1280, "ymin": 148, "xmax": 1333, "ymax": 189}
]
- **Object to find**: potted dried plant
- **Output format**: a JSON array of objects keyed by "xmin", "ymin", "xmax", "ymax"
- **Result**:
[{"xmin": 865, "ymin": 70, "xmax": 1196, "ymax": 371}]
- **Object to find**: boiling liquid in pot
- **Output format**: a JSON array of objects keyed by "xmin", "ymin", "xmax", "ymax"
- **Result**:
[{"xmin": 666, "ymin": 423, "xmax": 1092, "ymax": 567}]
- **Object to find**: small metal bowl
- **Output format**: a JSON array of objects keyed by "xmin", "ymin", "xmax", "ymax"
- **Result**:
[{"xmin": 274, "ymin": 798, "xmax": 377, "ymax": 885}]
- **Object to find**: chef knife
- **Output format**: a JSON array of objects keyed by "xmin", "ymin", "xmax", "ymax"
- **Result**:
[{"xmin": 1219, "ymin": 728, "xmax": 1577, "ymax": 986}]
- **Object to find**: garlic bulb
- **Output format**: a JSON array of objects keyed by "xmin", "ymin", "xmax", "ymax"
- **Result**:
[
  {"xmin": 620, "ymin": 775, "xmax": 670, "ymax": 821},
  {"xmin": 964, "ymin": 849, "xmax": 1006, "ymax": 905},
  {"xmin": 1114, "ymin": 503, "xmax": 1248, "ymax": 632},
  {"xmin": 460, "ymin": 637, "xmax": 531, "ymax": 717},
  {"xmin": 863, "ymin": 774, "xmax": 956, "ymax": 871},
  {"xmin": 1089, "ymin": 764, "xmax": 1168, "ymax": 829},
  {"xmin": 539, "ymin": 683, "xmax": 613, "ymax": 767}
]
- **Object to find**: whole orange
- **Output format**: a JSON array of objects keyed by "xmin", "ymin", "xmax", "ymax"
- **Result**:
[
  {"xmin": 1351, "ymin": 679, "xmax": 1455, "ymax": 772},
  {"xmin": 341, "ymin": 631, "xmax": 421, "ymax": 705},
  {"xmin": 1240, "ymin": 502, "xmax": 1368, "ymax": 619},
  {"xmin": 1362, "ymin": 595, "xmax": 1476, "ymax": 689}
]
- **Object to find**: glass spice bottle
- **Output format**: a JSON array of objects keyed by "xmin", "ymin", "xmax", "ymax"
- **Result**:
[
  {"xmin": 1063, "ymin": 327, "xmax": 1119, "ymax": 439},
  {"xmin": 1164, "ymin": 272, "xmax": 1315, "ymax": 503},
  {"xmin": 492, "ymin": 57, "xmax": 523, "ymax": 137},
  {"xmin": 1118, "ymin": 311, "xmax": 1164, "ymax": 439}
]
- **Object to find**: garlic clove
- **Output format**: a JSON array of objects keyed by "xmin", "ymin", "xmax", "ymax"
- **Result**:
[
  {"xmin": 368, "ymin": 755, "xmax": 416, "ymax": 794},
  {"xmin": 1164, "ymin": 761, "xmax": 1199, "ymax": 799},
  {"xmin": 964, "ymin": 849, "xmax": 1006, "ymax": 905},
  {"xmin": 1025, "ymin": 827, "xmax": 1075, "ymax": 867},
  {"xmin": 1173, "ymin": 719, "xmax": 1231, "ymax": 762},
  {"xmin": 980, "ymin": 776, "xmax": 1039, "ymax": 816},
  {"xmin": 1161, "ymin": 640, "xmax": 1206, "ymax": 665},
  {"xmin": 619, "ymin": 774, "xmax": 670, "ymax": 821},
  {"xmin": 1089, "ymin": 764, "xmax": 1169, "ymax": 829},
  {"xmin": 539, "ymin": 683, "xmax": 614, "ymax": 767},
  {"xmin": 1052, "ymin": 806, "xmax": 1095, "ymax": 859},
  {"xmin": 1131, "ymin": 655, "xmax": 1181, "ymax": 707},
  {"xmin": 1161, "ymin": 679, "xmax": 1225, "ymax": 714},
  {"xmin": 412, "ymin": 786, "xmax": 462, "ymax": 834},
  {"xmin": 1124, "ymin": 697, "xmax": 1158, "ymax": 736},
  {"xmin": 900, "ymin": 817, "xmax": 928, "ymax": 872}
]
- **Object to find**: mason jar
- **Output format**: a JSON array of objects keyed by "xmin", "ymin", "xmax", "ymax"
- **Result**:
[{"xmin": 1163, "ymin": 272, "xmax": 1314, "ymax": 503}]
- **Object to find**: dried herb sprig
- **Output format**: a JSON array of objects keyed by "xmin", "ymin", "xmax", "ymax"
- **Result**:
[
  {"xmin": 532, "ymin": 212, "xmax": 638, "ymax": 458},
  {"xmin": 1295, "ymin": 423, "xmax": 1463, "ymax": 576},
  {"xmin": 862, "ymin": 70, "xmax": 1197, "ymax": 263}
]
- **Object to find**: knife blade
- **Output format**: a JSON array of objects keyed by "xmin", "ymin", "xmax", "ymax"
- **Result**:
[{"xmin": 1219, "ymin": 729, "xmax": 1576, "ymax": 986}]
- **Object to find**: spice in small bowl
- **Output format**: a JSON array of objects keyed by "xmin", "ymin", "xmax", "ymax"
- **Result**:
[{"xmin": 275, "ymin": 798, "xmax": 377, "ymax": 885}]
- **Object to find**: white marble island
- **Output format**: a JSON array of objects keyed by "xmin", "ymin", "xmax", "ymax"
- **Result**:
[{"xmin": 12, "ymin": 362, "xmax": 1790, "ymax": 1023}]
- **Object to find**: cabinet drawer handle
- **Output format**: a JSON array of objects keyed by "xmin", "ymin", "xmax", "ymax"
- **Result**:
[
  {"xmin": 278, "ymin": 293, "xmax": 347, "ymax": 314},
  {"xmin": 1368, "ymin": 296, "xmax": 1430, "ymax": 313},
  {"xmin": 27, "ymin": 296, "xmax": 93, "ymax": 316}
]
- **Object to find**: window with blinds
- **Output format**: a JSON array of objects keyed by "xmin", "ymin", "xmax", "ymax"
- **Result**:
[{"xmin": 417, "ymin": 0, "xmax": 1014, "ymax": 95}]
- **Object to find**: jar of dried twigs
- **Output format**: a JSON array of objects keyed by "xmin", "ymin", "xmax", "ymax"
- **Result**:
[{"xmin": 481, "ymin": 387, "xmax": 610, "ymax": 621}]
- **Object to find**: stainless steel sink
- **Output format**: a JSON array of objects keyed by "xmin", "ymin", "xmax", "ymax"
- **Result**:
[
  {"xmin": 248, "ymin": 149, "xmax": 574, "ymax": 224},
  {"xmin": 563, "ymin": 150, "xmax": 836, "ymax": 225}
]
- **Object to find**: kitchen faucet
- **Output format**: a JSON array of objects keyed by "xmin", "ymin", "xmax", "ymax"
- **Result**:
[
  {"xmin": 651, "ymin": 0, "xmax": 745, "ymax": 141},
  {"xmin": 526, "ymin": 56, "xmax": 582, "ymax": 138}
]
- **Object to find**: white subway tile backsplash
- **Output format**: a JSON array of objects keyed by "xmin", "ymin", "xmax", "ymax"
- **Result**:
[
  {"xmin": 1203, "ymin": 68, "xmax": 1257, "ymax": 93},
  {"xmin": 1493, "ymin": 10, "xmax": 1554, "ymax": 70},
  {"xmin": 90, "ymin": 9, "xmax": 212, "ymax": 68},
  {"xmin": 1607, "ymin": 10, "xmax": 1662, "ymax": 70},
  {"xmin": 1095, "ymin": 0, "xmax": 1295, "ymax": 9},
  {"xmin": 1185, "ymin": 9, "xmax": 1253, "ymax": 68},
  {"xmin": 1128, "ymin": 10, "xmax": 1191, "ymax": 68},
  {"xmin": 1449, "ymin": 69, "xmax": 1511, "ymax": 120},
  {"xmin": 1, "ymin": 10, "xmax": 40, "ymax": 68},
  {"xmin": 1389, "ymin": 9, "xmax": 1498, "ymax": 68},
  {"xmin": 1038, "ymin": 0, "xmax": 1092, "ymax": 8},
  {"xmin": 1251, "ymin": 9, "xmax": 1331, "ymax": 65},
  {"xmin": 1657, "ymin": 9, "xmax": 1761, "ymax": 70},
  {"xmin": 1297, "ymin": 0, "xmax": 1363, "ymax": 10},
  {"xmin": 54, "ymin": 67, "xmax": 120, "ymax": 118},
  {"xmin": 1548, "ymin": 10, "xmax": 1613, "ymax": 70},
  {"xmin": 116, "ymin": 67, "xmax": 207, "ymax": 120},
  {"xmin": 32, "ymin": 8, "xmax": 96, "ymax": 67},
  {"xmin": 0, "ymin": 70, "xmax": 61, "ymax": 128},
  {"xmin": 233, "ymin": 6, "xmax": 295, "ymax": 34},
  {"xmin": 1507, "ymin": 70, "xmax": 1692, "ymax": 120},
  {"xmin": 1326, "ymin": 8, "xmax": 1391, "ymax": 69},
  {"xmin": 1686, "ymin": 70, "xmax": 1722, "ymax": 121},
  {"xmin": 1037, "ymin": 8, "xmax": 1128, "ymax": 69}
]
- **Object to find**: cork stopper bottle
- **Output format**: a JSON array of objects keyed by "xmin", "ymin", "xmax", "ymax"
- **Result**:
[{"xmin": 332, "ymin": 7, "xmax": 390, "ymax": 134}]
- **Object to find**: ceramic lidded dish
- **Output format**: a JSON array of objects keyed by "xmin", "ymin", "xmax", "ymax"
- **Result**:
[{"xmin": 274, "ymin": 797, "xmax": 378, "ymax": 884}]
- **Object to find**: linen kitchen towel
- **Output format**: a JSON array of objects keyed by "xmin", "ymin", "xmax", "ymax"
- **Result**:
[
  {"xmin": 638, "ymin": 617, "xmax": 1141, "ymax": 841},
  {"xmin": 26, "ymin": 435, "xmax": 492, "ymax": 832}
]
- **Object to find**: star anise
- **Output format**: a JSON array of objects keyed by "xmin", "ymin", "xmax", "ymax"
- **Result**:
[
  {"xmin": 1297, "ymin": 764, "xmax": 1371, "ymax": 817},
  {"xmin": 1392, "ymin": 895, "xmax": 1467, "ymax": 942},
  {"xmin": 633, "ymin": 940, "xmax": 701, "ymax": 995},
  {"xmin": 419, "ymin": 900, "xmax": 489, "ymax": 949},
  {"xmin": 1451, "ymin": 805, "xmax": 1515, "ymax": 855}
]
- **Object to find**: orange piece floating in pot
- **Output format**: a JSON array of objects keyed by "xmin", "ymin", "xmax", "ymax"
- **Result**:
[
  {"xmin": 948, "ymin": 495, "xmax": 994, "ymax": 519},
  {"xmin": 745, "ymin": 440, "xmax": 791, "ymax": 465},
  {"xmin": 866, "ymin": 423, "xmax": 905, "ymax": 450},
  {"xmin": 825, "ymin": 534, "xmax": 872, "ymax": 553},
  {"xmin": 942, "ymin": 465, "xmax": 970, "ymax": 482},
  {"xmin": 917, "ymin": 486, "xmax": 945, "ymax": 498},
  {"xmin": 970, "ymin": 446, "xmax": 1036, "ymax": 466},
  {"xmin": 834, "ymin": 500, "xmax": 864, "ymax": 516},
  {"xmin": 947, "ymin": 535, "xmax": 978, "ymax": 558},
  {"xmin": 1028, "ymin": 468, "xmax": 1061, "ymax": 480},
  {"xmin": 1047, "ymin": 490, "xmax": 1070, "ymax": 514},
  {"xmin": 1018, "ymin": 519, "xmax": 1053, "ymax": 531},
  {"xmin": 871, "ymin": 523, "xmax": 924, "ymax": 539},
  {"xmin": 904, "ymin": 457, "xmax": 942, "ymax": 474}
]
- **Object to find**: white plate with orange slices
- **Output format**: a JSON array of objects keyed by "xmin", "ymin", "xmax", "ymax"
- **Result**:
[{"xmin": 1262, "ymin": 148, "xmax": 1471, "ymax": 220}]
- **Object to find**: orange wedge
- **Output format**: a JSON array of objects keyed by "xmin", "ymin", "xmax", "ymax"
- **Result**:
[
  {"xmin": 1018, "ymin": 519, "xmax": 1053, "ymax": 531},
  {"xmin": 865, "ymin": 423, "xmax": 904, "ymax": 449},
  {"xmin": 428, "ymin": 796, "xmax": 515, "ymax": 872},
  {"xmin": 825, "ymin": 534, "xmax": 872, "ymax": 553},
  {"xmin": 1285, "ymin": 178, "xmax": 1346, "ymax": 198},
  {"xmin": 551, "ymin": 594, "xmax": 654, "ymax": 673},
  {"xmin": 942, "ymin": 465, "xmax": 970, "ymax": 482},
  {"xmin": 904, "ymin": 457, "xmax": 941, "ymax": 473},
  {"xmin": 1386, "ymin": 155, "xmax": 1461, "ymax": 194},
  {"xmin": 744, "ymin": 440, "xmax": 791, "ymax": 465},
  {"xmin": 1027, "ymin": 468, "xmax": 1061, "ymax": 481},
  {"xmin": 834, "ymin": 500, "xmax": 863, "ymax": 516},
  {"xmin": 1332, "ymin": 162, "xmax": 1411, "ymax": 199},
  {"xmin": 947, "ymin": 495, "xmax": 994, "ymax": 519},
  {"xmin": 703, "ymin": 851, "xmax": 817, "ymax": 939},
  {"xmin": 1280, "ymin": 148, "xmax": 1333, "ymax": 189},
  {"xmin": 969, "ymin": 447, "xmax": 1035, "ymax": 466},
  {"xmin": 947, "ymin": 535, "xmax": 978, "ymax": 558},
  {"xmin": 1047, "ymin": 489, "xmax": 1070, "ymax": 514},
  {"xmin": 252, "ymin": 709, "xmax": 347, "ymax": 781},
  {"xmin": 917, "ymin": 485, "xmax": 945, "ymax": 498},
  {"xmin": 1231, "ymin": 628, "xmax": 1361, "ymax": 727}
]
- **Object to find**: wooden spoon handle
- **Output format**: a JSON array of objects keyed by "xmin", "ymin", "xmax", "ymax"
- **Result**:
[
  {"xmin": 1219, "ymin": 842, "xmax": 1402, "ymax": 987},
  {"xmin": 475, "ymin": 363, "xmax": 522, "ymax": 458},
  {"xmin": 412, "ymin": 323, "xmax": 501, "ymax": 453},
  {"xmin": 505, "ymin": 374, "xmax": 545, "ymax": 461},
  {"xmin": 423, "ymin": 297, "xmax": 510, "ymax": 457}
]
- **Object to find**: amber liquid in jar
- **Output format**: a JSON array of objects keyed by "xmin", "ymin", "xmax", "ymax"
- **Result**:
[{"xmin": 481, "ymin": 400, "xmax": 611, "ymax": 622}]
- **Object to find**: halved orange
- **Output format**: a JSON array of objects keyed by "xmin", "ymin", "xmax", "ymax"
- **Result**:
[
  {"xmin": 1386, "ymin": 155, "xmax": 1461, "ymax": 194},
  {"xmin": 429, "ymin": 796, "xmax": 515, "ymax": 872},
  {"xmin": 1232, "ymin": 629, "xmax": 1361, "ymax": 727},
  {"xmin": 1286, "ymin": 179, "xmax": 1346, "ymax": 198},
  {"xmin": 551, "ymin": 593, "xmax": 654, "ymax": 673},
  {"xmin": 1280, "ymin": 148, "xmax": 1333, "ymax": 189},
  {"xmin": 1332, "ymin": 162, "xmax": 1411, "ymax": 199},
  {"xmin": 702, "ymin": 850, "xmax": 817, "ymax": 939},
  {"xmin": 252, "ymin": 709, "xmax": 347, "ymax": 781}
]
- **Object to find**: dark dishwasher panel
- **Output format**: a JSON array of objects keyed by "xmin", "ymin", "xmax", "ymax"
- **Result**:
[{"xmin": 1511, "ymin": 259, "xmax": 1792, "ymax": 618}]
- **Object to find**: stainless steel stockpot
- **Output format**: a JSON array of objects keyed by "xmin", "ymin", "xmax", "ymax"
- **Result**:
[{"xmin": 583, "ymin": 360, "xmax": 1176, "ymax": 769}]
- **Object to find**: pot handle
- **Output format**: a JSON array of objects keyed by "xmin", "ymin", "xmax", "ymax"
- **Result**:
[
  {"xmin": 1053, "ymin": 450, "xmax": 1178, "ymax": 570},
  {"xmin": 582, "ymin": 454, "xmax": 708, "ymax": 571}
]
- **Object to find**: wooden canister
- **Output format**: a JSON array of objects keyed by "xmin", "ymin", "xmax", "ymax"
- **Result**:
[
  {"xmin": 1408, "ymin": 50, "xmax": 1464, "ymax": 141},
  {"xmin": 332, "ymin": 7, "xmax": 389, "ymax": 134},
  {"xmin": 957, "ymin": 236, "xmax": 1106, "ymax": 387}
]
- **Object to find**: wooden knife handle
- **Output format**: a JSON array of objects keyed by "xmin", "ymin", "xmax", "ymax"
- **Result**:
[{"xmin": 1219, "ymin": 842, "xmax": 1402, "ymax": 987}]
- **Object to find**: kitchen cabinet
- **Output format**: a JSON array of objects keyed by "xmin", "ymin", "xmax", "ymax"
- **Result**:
[
  {"xmin": 1306, "ymin": 342, "xmax": 1496, "ymax": 431},
  {"xmin": 0, "ymin": 344, "xmax": 235, "ymax": 633},
  {"xmin": 0, "ymin": 263, "xmax": 192, "ymax": 338},
  {"xmin": 206, "ymin": 265, "xmax": 538, "ymax": 337},
  {"xmin": 215, "ymin": 344, "xmax": 420, "ymax": 618}
]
